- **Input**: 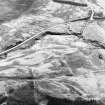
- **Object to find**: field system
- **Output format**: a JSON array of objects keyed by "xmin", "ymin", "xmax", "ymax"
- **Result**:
[{"xmin": 0, "ymin": 0, "xmax": 105, "ymax": 105}]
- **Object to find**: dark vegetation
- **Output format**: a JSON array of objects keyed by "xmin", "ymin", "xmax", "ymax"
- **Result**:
[
  {"xmin": 47, "ymin": 96, "xmax": 102, "ymax": 105},
  {"xmin": 0, "ymin": 95, "xmax": 7, "ymax": 104},
  {"xmin": 14, "ymin": 0, "xmax": 34, "ymax": 12},
  {"xmin": 53, "ymin": 0, "xmax": 87, "ymax": 7},
  {"xmin": 0, "ymin": 0, "xmax": 34, "ymax": 24},
  {"xmin": 0, "ymin": 94, "xmax": 102, "ymax": 105}
]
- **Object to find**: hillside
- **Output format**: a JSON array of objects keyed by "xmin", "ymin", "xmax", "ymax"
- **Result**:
[{"xmin": 0, "ymin": 0, "xmax": 105, "ymax": 105}]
